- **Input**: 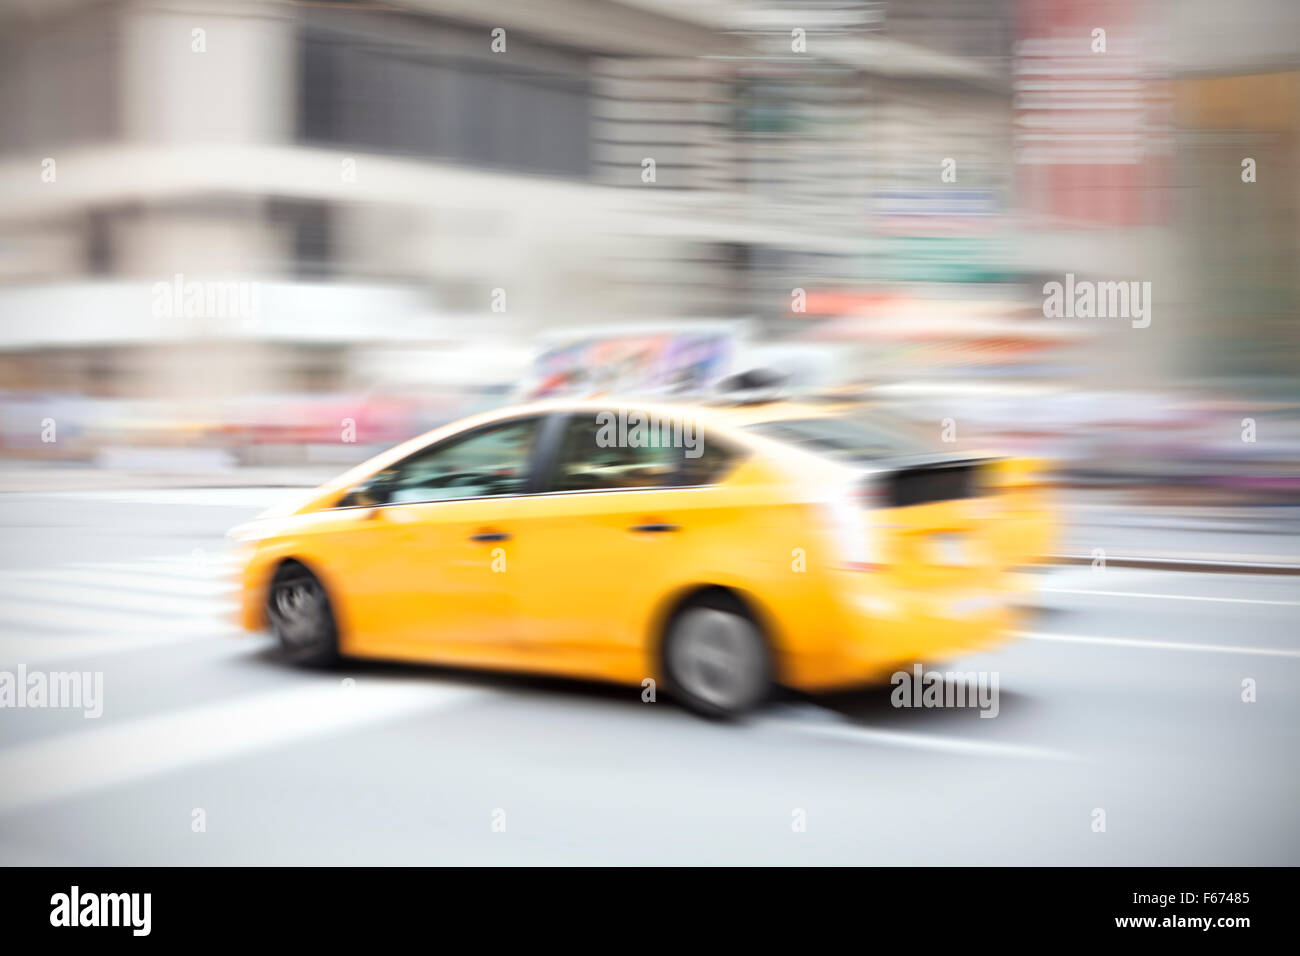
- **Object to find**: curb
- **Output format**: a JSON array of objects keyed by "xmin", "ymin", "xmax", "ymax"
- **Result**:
[{"xmin": 1047, "ymin": 553, "xmax": 1300, "ymax": 576}]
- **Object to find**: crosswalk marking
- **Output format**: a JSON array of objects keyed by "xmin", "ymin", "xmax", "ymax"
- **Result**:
[
  {"xmin": 0, "ymin": 578, "xmax": 233, "ymax": 617},
  {"xmin": 0, "ymin": 632, "xmax": 202, "ymax": 666},
  {"xmin": 0, "ymin": 600, "xmax": 231, "ymax": 635},
  {"xmin": 62, "ymin": 562, "xmax": 236, "ymax": 582},
  {"xmin": 3, "ymin": 567, "xmax": 235, "ymax": 598},
  {"xmin": 0, "ymin": 552, "xmax": 246, "ymax": 666}
]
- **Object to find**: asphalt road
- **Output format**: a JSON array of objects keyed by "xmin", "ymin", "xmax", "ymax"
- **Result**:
[{"xmin": 0, "ymin": 489, "xmax": 1297, "ymax": 865}]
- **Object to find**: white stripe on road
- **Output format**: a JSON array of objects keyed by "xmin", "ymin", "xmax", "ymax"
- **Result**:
[
  {"xmin": 1016, "ymin": 630, "xmax": 1300, "ymax": 658},
  {"xmin": 65, "ymin": 559, "xmax": 240, "ymax": 581},
  {"xmin": 0, "ymin": 632, "xmax": 219, "ymax": 668},
  {"xmin": 0, "ymin": 579, "xmax": 234, "ymax": 617},
  {"xmin": 1, "ymin": 567, "xmax": 235, "ymax": 598},
  {"xmin": 763, "ymin": 707, "xmax": 1071, "ymax": 761},
  {"xmin": 0, "ymin": 553, "xmax": 244, "ymax": 664},
  {"xmin": 0, "ymin": 554, "xmax": 239, "ymax": 635},
  {"xmin": 1041, "ymin": 587, "xmax": 1300, "ymax": 607},
  {"xmin": 0, "ymin": 599, "xmax": 231, "ymax": 635},
  {"xmin": 0, "ymin": 680, "xmax": 488, "ymax": 815}
]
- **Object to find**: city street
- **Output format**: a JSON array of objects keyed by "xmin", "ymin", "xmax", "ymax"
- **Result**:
[{"xmin": 0, "ymin": 490, "xmax": 1296, "ymax": 865}]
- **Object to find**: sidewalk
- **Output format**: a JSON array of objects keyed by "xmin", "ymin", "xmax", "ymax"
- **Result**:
[
  {"xmin": 1057, "ymin": 491, "xmax": 1300, "ymax": 573},
  {"xmin": 1044, "ymin": 551, "xmax": 1300, "ymax": 575}
]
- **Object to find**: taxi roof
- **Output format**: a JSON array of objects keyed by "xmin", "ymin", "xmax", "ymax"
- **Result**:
[{"xmin": 483, "ymin": 396, "xmax": 862, "ymax": 430}]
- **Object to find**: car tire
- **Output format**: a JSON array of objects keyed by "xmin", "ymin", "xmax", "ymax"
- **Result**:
[
  {"xmin": 663, "ymin": 593, "xmax": 772, "ymax": 719},
  {"xmin": 266, "ymin": 562, "xmax": 339, "ymax": 667}
]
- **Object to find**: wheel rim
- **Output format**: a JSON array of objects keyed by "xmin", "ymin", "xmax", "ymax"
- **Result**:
[
  {"xmin": 668, "ymin": 607, "xmax": 766, "ymax": 711},
  {"xmin": 269, "ymin": 575, "xmax": 328, "ymax": 648}
]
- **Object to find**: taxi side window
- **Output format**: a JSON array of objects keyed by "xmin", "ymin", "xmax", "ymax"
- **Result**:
[
  {"xmin": 340, "ymin": 418, "xmax": 538, "ymax": 506},
  {"xmin": 548, "ymin": 412, "xmax": 737, "ymax": 492}
]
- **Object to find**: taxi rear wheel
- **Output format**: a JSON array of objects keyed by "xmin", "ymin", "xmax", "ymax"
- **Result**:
[
  {"xmin": 663, "ymin": 595, "xmax": 772, "ymax": 719},
  {"xmin": 267, "ymin": 563, "xmax": 338, "ymax": 667}
]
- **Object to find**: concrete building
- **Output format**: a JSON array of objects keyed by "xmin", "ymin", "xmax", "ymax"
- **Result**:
[{"xmin": 0, "ymin": 0, "xmax": 1026, "ymax": 429}]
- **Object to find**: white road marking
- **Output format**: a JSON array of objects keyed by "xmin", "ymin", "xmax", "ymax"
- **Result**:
[
  {"xmin": 0, "ymin": 679, "xmax": 489, "ymax": 815},
  {"xmin": 2, "ymin": 567, "xmax": 235, "ymax": 597},
  {"xmin": 0, "ymin": 632, "xmax": 217, "ymax": 667},
  {"xmin": 0, "ymin": 600, "xmax": 230, "ymax": 635},
  {"xmin": 1016, "ymin": 630, "xmax": 1300, "ymax": 658},
  {"xmin": 65, "ymin": 559, "xmax": 240, "ymax": 581},
  {"xmin": 762, "ymin": 708, "xmax": 1071, "ymax": 761},
  {"xmin": 1040, "ymin": 587, "xmax": 1300, "ymax": 607},
  {"xmin": 0, "ymin": 553, "xmax": 243, "ymax": 665},
  {"xmin": 0, "ymin": 579, "xmax": 233, "ymax": 616}
]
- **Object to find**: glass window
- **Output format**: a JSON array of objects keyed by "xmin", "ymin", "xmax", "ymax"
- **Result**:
[
  {"xmin": 342, "ymin": 418, "xmax": 538, "ymax": 506},
  {"xmin": 548, "ymin": 413, "xmax": 737, "ymax": 492},
  {"xmin": 297, "ymin": 19, "xmax": 590, "ymax": 179},
  {"xmin": 745, "ymin": 414, "xmax": 938, "ymax": 462}
]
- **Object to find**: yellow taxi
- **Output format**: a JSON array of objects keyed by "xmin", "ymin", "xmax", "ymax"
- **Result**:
[{"xmin": 232, "ymin": 399, "xmax": 1055, "ymax": 717}]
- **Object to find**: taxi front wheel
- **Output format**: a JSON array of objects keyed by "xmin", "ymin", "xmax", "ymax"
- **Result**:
[
  {"xmin": 663, "ymin": 596, "xmax": 772, "ymax": 719},
  {"xmin": 267, "ymin": 563, "xmax": 339, "ymax": 667}
]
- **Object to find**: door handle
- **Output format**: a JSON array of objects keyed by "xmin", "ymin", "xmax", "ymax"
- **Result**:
[
  {"xmin": 630, "ymin": 523, "xmax": 680, "ymax": 533},
  {"xmin": 469, "ymin": 531, "xmax": 511, "ymax": 542}
]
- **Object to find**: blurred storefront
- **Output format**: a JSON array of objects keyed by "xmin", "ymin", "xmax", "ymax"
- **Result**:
[{"xmin": 1173, "ymin": 70, "xmax": 1299, "ymax": 392}]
